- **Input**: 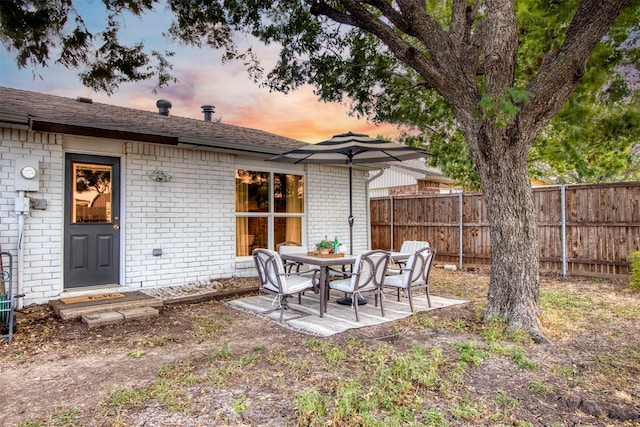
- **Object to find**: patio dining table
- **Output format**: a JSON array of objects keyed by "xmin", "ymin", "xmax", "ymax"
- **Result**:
[
  {"xmin": 280, "ymin": 252, "xmax": 356, "ymax": 317},
  {"xmin": 280, "ymin": 251, "xmax": 411, "ymax": 317}
]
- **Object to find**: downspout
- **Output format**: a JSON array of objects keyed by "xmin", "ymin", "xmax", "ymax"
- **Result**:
[
  {"xmin": 17, "ymin": 191, "xmax": 27, "ymax": 310},
  {"xmin": 366, "ymin": 168, "xmax": 386, "ymax": 250}
]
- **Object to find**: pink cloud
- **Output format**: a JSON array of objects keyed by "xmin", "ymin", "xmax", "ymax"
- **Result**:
[{"xmin": 0, "ymin": 18, "xmax": 408, "ymax": 144}]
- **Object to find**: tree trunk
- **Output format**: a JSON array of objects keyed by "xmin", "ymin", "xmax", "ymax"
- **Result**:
[
  {"xmin": 305, "ymin": 0, "xmax": 632, "ymax": 344},
  {"xmin": 474, "ymin": 131, "xmax": 547, "ymax": 343}
]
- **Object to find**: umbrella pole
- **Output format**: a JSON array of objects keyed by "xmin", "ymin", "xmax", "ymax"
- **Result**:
[
  {"xmin": 348, "ymin": 160, "xmax": 354, "ymax": 255},
  {"xmin": 337, "ymin": 157, "xmax": 366, "ymax": 306}
]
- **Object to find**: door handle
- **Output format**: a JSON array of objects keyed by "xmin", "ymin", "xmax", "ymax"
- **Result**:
[{"xmin": 113, "ymin": 224, "xmax": 120, "ymax": 230}]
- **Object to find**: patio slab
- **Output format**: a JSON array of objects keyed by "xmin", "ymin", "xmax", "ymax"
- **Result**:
[{"xmin": 227, "ymin": 291, "xmax": 467, "ymax": 337}]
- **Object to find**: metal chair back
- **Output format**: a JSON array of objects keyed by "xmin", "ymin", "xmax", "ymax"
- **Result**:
[
  {"xmin": 253, "ymin": 248, "xmax": 287, "ymax": 294},
  {"xmin": 277, "ymin": 241, "xmax": 309, "ymax": 273},
  {"xmin": 351, "ymin": 250, "xmax": 391, "ymax": 293},
  {"xmin": 421, "ymin": 247, "xmax": 436, "ymax": 286},
  {"xmin": 403, "ymin": 246, "xmax": 431, "ymax": 287},
  {"xmin": 399, "ymin": 240, "xmax": 430, "ymax": 253}
]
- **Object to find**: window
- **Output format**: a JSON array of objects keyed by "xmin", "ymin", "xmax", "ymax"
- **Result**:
[
  {"xmin": 71, "ymin": 163, "xmax": 112, "ymax": 223},
  {"xmin": 235, "ymin": 170, "xmax": 304, "ymax": 256}
]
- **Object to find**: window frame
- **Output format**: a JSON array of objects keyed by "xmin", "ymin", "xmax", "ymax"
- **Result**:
[{"xmin": 235, "ymin": 165, "xmax": 305, "ymax": 257}]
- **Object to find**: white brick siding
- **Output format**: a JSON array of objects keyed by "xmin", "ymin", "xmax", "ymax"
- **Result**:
[
  {"xmin": 123, "ymin": 143, "xmax": 237, "ymax": 290},
  {"xmin": 0, "ymin": 128, "xmax": 64, "ymax": 304},
  {"xmin": 305, "ymin": 164, "xmax": 368, "ymax": 254},
  {"xmin": 1, "ymin": 126, "xmax": 373, "ymax": 305}
]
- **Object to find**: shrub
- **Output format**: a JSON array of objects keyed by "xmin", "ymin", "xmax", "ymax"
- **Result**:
[{"xmin": 630, "ymin": 251, "xmax": 640, "ymax": 293}]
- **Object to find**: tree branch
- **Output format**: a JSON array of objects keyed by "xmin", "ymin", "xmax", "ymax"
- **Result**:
[
  {"xmin": 306, "ymin": 0, "xmax": 447, "ymax": 93},
  {"xmin": 451, "ymin": 0, "xmax": 485, "ymax": 73},
  {"xmin": 483, "ymin": 0, "xmax": 518, "ymax": 97},
  {"xmin": 449, "ymin": 0, "xmax": 469, "ymax": 50},
  {"xmin": 394, "ymin": 0, "xmax": 450, "ymax": 54},
  {"xmin": 522, "ymin": 0, "xmax": 633, "ymax": 146},
  {"xmin": 467, "ymin": 18, "xmax": 486, "ymax": 76},
  {"xmin": 307, "ymin": 1, "xmax": 357, "ymax": 26},
  {"xmin": 360, "ymin": 1, "xmax": 412, "ymax": 35}
]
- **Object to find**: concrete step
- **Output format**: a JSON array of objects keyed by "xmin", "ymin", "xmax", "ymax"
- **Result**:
[
  {"xmin": 50, "ymin": 291, "xmax": 163, "ymax": 321},
  {"xmin": 82, "ymin": 306, "xmax": 160, "ymax": 328}
]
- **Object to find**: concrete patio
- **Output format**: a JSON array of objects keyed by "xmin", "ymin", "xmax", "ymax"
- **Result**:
[{"xmin": 227, "ymin": 290, "xmax": 467, "ymax": 337}]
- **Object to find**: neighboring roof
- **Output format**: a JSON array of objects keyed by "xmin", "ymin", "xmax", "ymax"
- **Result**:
[
  {"xmin": 0, "ymin": 86, "xmax": 306, "ymax": 155},
  {"xmin": 387, "ymin": 159, "xmax": 454, "ymax": 184},
  {"xmin": 530, "ymin": 178, "xmax": 552, "ymax": 186}
]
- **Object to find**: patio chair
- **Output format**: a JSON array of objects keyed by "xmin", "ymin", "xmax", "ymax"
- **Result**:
[
  {"xmin": 328, "ymin": 250, "xmax": 390, "ymax": 321},
  {"xmin": 383, "ymin": 246, "xmax": 436, "ymax": 312},
  {"xmin": 396, "ymin": 240, "xmax": 430, "ymax": 268},
  {"xmin": 252, "ymin": 248, "xmax": 318, "ymax": 322},
  {"xmin": 277, "ymin": 241, "xmax": 308, "ymax": 273},
  {"xmin": 400, "ymin": 240, "xmax": 429, "ymax": 251}
]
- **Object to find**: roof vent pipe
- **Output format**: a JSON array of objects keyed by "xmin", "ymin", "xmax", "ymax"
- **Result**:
[
  {"xmin": 156, "ymin": 99, "xmax": 172, "ymax": 116},
  {"xmin": 201, "ymin": 105, "xmax": 215, "ymax": 121}
]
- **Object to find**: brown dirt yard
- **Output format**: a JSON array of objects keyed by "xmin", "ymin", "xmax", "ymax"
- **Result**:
[{"xmin": 1, "ymin": 268, "xmax": 639, "ymax": 427}]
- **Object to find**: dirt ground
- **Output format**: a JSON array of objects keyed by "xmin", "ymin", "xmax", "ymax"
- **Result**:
[{"xmin": 1, "ymin": 270, "xmax": 639, "ymax": 426}]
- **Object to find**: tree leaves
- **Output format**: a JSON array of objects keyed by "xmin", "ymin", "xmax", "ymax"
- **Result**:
[
  {"xmin": 476, "ymin": 86, "xmax": 530, "ymax": 127},
  {"xmin": 0, "ymin": 0, "xmax": 176, "ymax": 93},
  {"xmin": 1, "ymin": 0, "xmax": 637, "ymax": 181}
]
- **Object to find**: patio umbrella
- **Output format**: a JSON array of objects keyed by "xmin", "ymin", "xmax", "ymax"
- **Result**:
[{"xmin": 269, "ymin": 131, "xmax": 432, "ymax": 255}]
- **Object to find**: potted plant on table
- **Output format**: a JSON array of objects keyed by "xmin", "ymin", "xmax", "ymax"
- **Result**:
[{"xmin": 315, "ymin": 239, "xmax": 334, "ymax": 255}]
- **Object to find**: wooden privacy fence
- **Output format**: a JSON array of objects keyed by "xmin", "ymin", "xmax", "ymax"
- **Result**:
[{"xmin": 370, "ymin": 181, "xmax": 640, "ymax": 279}]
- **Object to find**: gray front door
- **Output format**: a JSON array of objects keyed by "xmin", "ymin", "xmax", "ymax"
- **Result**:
[{"xmin": 64, "ymin": 154, "xmax": 121, "ymax": 288}]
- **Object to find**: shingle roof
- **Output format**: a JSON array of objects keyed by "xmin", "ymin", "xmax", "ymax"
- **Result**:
[
  {"xmin": 389, "ymin": 159, "xmax": 453, "ymax": 182},
  {"xmin": 0, "ymin": 86, "xmax": 307, "ymax": 155}
]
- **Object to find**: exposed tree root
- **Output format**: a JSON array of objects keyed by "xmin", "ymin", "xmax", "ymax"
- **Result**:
[{"xmin": 527, "ymin": 328, "xmax": 551, "ymax": 344}]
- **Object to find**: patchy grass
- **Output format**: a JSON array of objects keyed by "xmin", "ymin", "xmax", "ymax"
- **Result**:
[
  {"xmin": 7, "ymin": 269, "xmax": 640, "ymax": 426},
  {"xmin": 539, "ymin": 278, "xmax": 640, "ymax": 340},
  {"xmin": 17, "ymin": 408, "xmax": 81, "ymax": 427},
  {"xmin": 194, "ymin": 315, "xmax": 230, "ymax": 342}
]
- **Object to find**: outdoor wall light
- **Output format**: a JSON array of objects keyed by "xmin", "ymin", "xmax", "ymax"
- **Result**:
[{"xmin": 148, "ymin": 169, "xmax": 173, "ymax": 182}]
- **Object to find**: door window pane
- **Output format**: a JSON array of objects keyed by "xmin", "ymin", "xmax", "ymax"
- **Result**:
[
  {"xmin": 72, "ymin": 163, "xmax": 112, "ymax": 224},
  {"xmin": 235, "ymin": 170, "xmax": 269, "ymax": 212},
  {"xmin": 274, "ymin": 174, "xmax": 304, "ymax": 213}
]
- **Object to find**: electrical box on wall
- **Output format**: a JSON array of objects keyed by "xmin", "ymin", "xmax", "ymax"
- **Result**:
[
  {"xmin": 15, "ymin": 196, "xmax": 30, "ymax": 213},
  {"xmin": 15, "ymin": 158, "xmax": 40, "ymax": 192}
]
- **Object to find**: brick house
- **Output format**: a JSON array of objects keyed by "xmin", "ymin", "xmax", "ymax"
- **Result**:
[
  {"xmin": 0, "ymin": 86, "xmax": 372, "ymax": 306},
  {"xmin": 369, "ymin": 159, "xmax": 458, "ymax": 197}
]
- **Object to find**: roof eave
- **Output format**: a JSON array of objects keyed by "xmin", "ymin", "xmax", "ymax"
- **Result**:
[
  {"xmin": 30, "ymin": 120, "xmax": 179, "ymax": 145},
  {"xmin": 178, "ymin": 136, "xmax": 286, "ymax": 156},
  {"xmin": 0, "ymin": 110, "xmax": 29, "ymax": 130},
  {"xmin": 17, "ymin": 119, "xmax": 291, "ymax": 157}
]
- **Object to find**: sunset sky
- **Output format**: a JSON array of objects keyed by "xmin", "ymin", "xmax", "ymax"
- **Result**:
[{"xmin": 0, "ymin": 4, "xmax": 406, "ymax": 143}]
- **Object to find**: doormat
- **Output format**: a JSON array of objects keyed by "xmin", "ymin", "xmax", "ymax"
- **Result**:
[{"xmin": 59, "ymin": 292, "xmax": 125, "ymax": 305}]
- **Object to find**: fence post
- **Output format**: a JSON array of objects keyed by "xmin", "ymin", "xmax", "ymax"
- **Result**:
[
  {"xmin": 390, "ymin": 196, "xmax": 394, "ymax": 251},
  {"xmin": 459, "ymin": 192, "xmax": 463, "ymax": 270},
  {"xmin": 561, "ymin": 185, "xmax": 567, "ymax": 276}
]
